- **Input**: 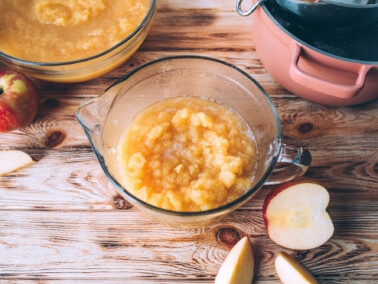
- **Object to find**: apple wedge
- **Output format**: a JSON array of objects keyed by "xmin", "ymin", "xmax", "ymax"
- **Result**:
[
  {"xmin": 263, "ymin": 182, "xmax": 334, "ymax": 250},
  {"xmin": 0, "ymin": 150, "xmax": 35, "ymax": 176},
  {"xmin": 275, "ymin": 252, "xmax": 318, "ymax": 284},
  {"xmin": 215, "ymin": 236, "xmax": 254, "ymax": 284}
]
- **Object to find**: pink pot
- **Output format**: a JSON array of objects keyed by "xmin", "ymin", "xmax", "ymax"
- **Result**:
[{"xmin": 245, "ymin": 1, "xmax": 378, "ymax": 105}]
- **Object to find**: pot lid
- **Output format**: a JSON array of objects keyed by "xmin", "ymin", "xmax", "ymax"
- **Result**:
[{"xmin": 263, "ymin": 1, "xmax": 378, "ymax": 64}]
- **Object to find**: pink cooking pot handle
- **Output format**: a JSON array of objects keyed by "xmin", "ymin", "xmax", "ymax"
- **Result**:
[{"xmin": 289, "ymin": 43, "xmax": 373, "ymax": 99}]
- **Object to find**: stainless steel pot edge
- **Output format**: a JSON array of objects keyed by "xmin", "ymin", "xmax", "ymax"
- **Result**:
[{"xmin": 236, "ymin": 0, "xmax": 267, "ymax": 16}]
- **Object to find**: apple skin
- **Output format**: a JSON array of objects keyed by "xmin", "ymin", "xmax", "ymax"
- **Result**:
[
  {"xmin": 263, "ymin": 181, "xmax": 333, "ymax": 250},
  {"xmin": 0, "ymin": 69, "xmax": 39, "ymax": 132}
]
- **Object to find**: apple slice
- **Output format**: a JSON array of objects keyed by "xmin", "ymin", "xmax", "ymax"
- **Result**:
[
  {"xmin": 215, "ymin": 236, "xmax": 254, "ymax": 284},
  {"xmin": 263, "ymin": 182, "xmax": 334, "ymax": 250},
  {"xmin": 0, "ymin": 150, "xmax": 35, "ymax": 176},
  {"xmin": 275, "ymin": 252, "xmax": 318, "ymax": 284}
]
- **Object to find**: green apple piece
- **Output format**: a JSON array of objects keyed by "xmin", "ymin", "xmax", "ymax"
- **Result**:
[
  {"xmin": 0, "ymin": 150, "xmax": 35, "ymax": 176},
  {"xmin": 275, "ymin": 252, "xmax": 318, "ymax": 284},
  {"xmin": 215, "ymin": 236, "xmax": 254, "ymax": 284}
]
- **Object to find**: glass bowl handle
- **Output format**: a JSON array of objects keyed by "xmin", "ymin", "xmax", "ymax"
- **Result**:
[{"xmin": 265, "ymin": 144, "xmax": 312, "ymax": 185}]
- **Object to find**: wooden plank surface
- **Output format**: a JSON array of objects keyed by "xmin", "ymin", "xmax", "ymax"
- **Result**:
[{"xmin": 0, "ymin": 0, "xmax": 378, "ymax": 283}]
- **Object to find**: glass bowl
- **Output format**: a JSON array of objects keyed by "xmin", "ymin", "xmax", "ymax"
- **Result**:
[
  {"xmin": 77, "ymin": 56, "xmax": 311, "ymax": 228},
  {"xmin": 0, "ymin": 0, "xmax": 156, "ymax": 83}
]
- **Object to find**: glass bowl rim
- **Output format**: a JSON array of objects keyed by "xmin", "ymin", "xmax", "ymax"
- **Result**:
[
  {"xmin": 0, "ymin": 0, "xmax": 156, "ymax": 67},
  {"xmin": 77, "ymin": 55, "xmax": 283, "ymax": 217}
]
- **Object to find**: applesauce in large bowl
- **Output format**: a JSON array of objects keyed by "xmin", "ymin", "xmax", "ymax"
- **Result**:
[
  {"xmin": 117, "ymin": 97, "xmax": 257, "ymax": 212},
  {"xmin": 0, "ymin": 0, "xmax": 149, "ymax": 62},
  {"xmin": 0, "ymin": 0, "xmax": 156, "ymax": 82}
]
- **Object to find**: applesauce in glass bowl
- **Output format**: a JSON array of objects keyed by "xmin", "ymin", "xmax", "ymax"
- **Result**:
[
  {"xmin": 117, "ymin": 96, "xmax": 258, "ymax": 212},
  {"xmin": 0, "ymin": 0, "xmax": 156, "ymax": 82},
  {"xmin": 77, "ymin": 56, "xmax": 311, "ymax": 228}
]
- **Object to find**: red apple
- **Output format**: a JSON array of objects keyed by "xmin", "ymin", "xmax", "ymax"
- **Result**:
[
  {"xmin": 0, "ymin": 69, "xmax": 39, "ymax": 132},
  {"xmin": 263, "ymin": 181, "xmax": 334, "ymax": 250}
]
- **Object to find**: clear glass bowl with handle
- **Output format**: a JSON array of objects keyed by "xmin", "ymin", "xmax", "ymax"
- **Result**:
[
  {"xmin": 77, "ymin": 56, "xmax": 311, "ymax": 228},
  {"xmin": 0, "ymin": 0, "xmax": 156, "ymax": 83}
]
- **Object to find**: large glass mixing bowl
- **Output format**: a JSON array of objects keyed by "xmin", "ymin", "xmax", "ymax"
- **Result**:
[{"xmin": 0, "ymin": 0, "xmax": 156, "ymax": 83}]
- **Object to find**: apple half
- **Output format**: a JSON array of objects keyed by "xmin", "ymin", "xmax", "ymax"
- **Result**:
[
  {"xmin": 263, "ymin": 182, "xmax": 334, "ymax": 250},
  {"xmin": 215, "ymin": 236, "xmax": 254, "ymax": 284},
  {"xmin": 275, "ymin": 252, "xmax": 318, "ymax": 284},
  {"xmin": 0, "ymin": 150, "xmax": 35, "ymax": 176}
]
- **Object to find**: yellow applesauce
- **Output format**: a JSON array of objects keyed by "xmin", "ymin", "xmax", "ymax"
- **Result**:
[
  {"xmin": 117, "ymin": 97, "xmax": 257, "ymax": 212},
  {"xmin": 0, "ymin": 0, "xmax": 149, "ymax": 62}
]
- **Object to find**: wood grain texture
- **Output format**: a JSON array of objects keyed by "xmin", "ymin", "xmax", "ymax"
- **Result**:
[
  {"xmin": 0, "ymin": 210, "xmax": 377, "ymax": 283},
  {"xmin": 0, "ymin": 0, "xmax": 377, "ymax": 283}
]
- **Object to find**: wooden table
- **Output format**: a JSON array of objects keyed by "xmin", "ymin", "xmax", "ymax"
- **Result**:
[{"xmin": 1, "ymin": 0, "xmax": 377, "ymax": 283}]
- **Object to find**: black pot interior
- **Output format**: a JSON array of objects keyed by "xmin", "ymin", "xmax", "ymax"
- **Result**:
[
  {"xmin": 276, "ymin": 0, "xmax": 378, "ymax": 28},
  {"xmin": 263, "ymin": 1, "xmax": 378, "ymax": 64},
  {"xmin": 324, "ymin": 0, "xmax": 378, "ymax": 7}
]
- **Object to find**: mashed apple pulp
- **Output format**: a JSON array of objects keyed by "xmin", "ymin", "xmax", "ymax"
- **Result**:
[
  {"xmin": 117, "ymin": 97, "xmax": 257, "ymax": 212},
  {"xmin": 0, "ymin": 0, "xmax": 149, "ymax": 62}
]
